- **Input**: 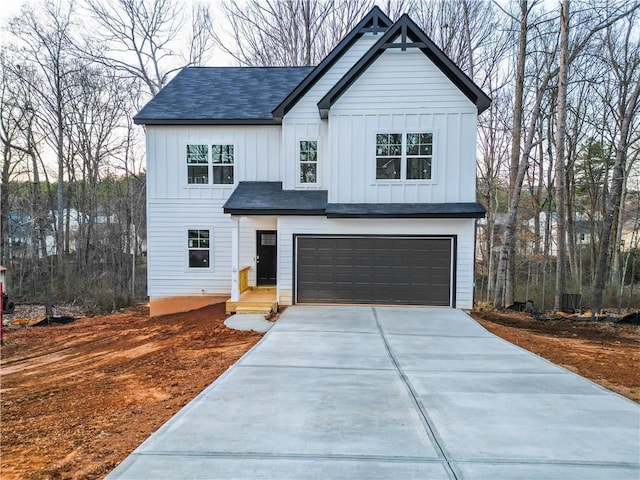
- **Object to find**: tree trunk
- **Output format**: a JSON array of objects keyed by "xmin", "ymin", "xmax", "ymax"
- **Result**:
[
  {"xmin": 502, "ymin": 0, "xmax": 528, "ymax": 307},
  {"xmin": 554, "ymin": 0, "xmax": 570, "ymax": 311},
  {"xmin": 593, "ymin": 74, "xmax": 640, "ymax": 313}
]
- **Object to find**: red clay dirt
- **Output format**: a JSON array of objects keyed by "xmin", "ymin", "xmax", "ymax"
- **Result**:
[
  {"xmin": 472, "ymin": 310, "xmax": 640, "ymax": 402},
  {"xmin": 1, "ymin": 305, "xmax": 638, "ymax": 479},
  {"xmin": 0, "ymin": 303, "xmax": 263, "ymax": 480}
]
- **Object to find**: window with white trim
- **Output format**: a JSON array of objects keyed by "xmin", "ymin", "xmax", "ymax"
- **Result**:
[
  {"xmin": 186, "ymin": 144, "xmax": 234, "ymax": 185},
  {"xmin": 375, "ymin": 133, "xmax": 433, "ymax": 181},
  {"xmin": 299, "ymin": 140, "xmax": 318, "ymax": 184},
  {"xmin": 212, "ymin": 144, "xmax": 234, "ymax": 184},
  {"xmin": 188, "ymin": 229, "xmax": 210, "ymax": 268},
  {"xmin": 187, "ymin": 145, "xmax": 209, "ymax": 184}
]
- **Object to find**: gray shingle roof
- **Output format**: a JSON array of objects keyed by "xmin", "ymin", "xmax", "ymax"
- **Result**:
[
  {"xmin": 223, "ymin": 182, "xmax": 485, "ymax": 219},
  {"xmin": 134, "ymin": 67, "xmax": 313, "ymax": 125},
  {"xmin": 223, "ymin": 182, "xmax": 328, "ymax": 215}
]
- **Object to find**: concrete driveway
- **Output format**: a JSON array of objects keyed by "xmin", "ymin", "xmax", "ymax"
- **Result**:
[{"xmin": 108, "ymin": 306, "xmax": 640, "ymax": 479}]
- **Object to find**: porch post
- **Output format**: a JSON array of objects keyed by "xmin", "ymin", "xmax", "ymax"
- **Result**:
[{"xmin": 231, "ymin": 216, "xmax": 240, "ymax": 301}]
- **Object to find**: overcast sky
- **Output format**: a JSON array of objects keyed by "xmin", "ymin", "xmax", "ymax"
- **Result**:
[{"xmin": 0, "ymin": 0, "xmax": 236, "ymax": 66}]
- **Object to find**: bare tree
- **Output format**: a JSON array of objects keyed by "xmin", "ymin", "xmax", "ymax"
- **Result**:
[
  {"xmin": 215, "ymin": 0, "xmax": 384, "ymax": 67},
  {"xmin": 593, "ymin": 12, "xmax": 640, "ymax": 313},
  {"xmin": 553, "ymin": 0, "xmax": 570, "ymax": 311},
  {"xmin": 9, "ymin": 0, "xmax": 84, "ymax": 282},
  {"xmin": 83, "ymin": 0, "xmax": 214, "ymax": 96}
]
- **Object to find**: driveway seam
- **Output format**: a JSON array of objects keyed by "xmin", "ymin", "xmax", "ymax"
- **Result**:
[
  {"xmin": 372, "ymin": 307, "xmax": 458, "ymax": 480},
  {"xmin": 125, "ymin": 451, "xmax": 447, "ymax": 463}
]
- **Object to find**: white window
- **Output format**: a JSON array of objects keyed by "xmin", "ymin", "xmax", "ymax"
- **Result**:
[
  {"xmin": 187, "ymin": 145, "xmax": 209, "ymax": 184},
  {"xmin": 186, "ymin": 144, "xmax": 234, "ymax": 185},
  {"xmin": 299, "ymin": 140, "xmax": 318, "ymax": 184},
  {"xmin": 375, "ymin": 133, "xmax": 433, "ymax": 181},
  {"xmin": 212, "ymin": 144, "xmax": 234, "ymax": 184},
  {"xmin": 188, "ymin": 229, "xmax": 210, "ymax": 268}
]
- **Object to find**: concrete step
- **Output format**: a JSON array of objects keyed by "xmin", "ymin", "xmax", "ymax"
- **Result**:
[{"xmin": 235, "ymin": 304, "xmax": 276, "ymax": 315}]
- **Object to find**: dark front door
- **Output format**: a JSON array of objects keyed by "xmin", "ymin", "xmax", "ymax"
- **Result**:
[{"xmin": 257, "ymin": 230, "xmax": 277, "ymax": 285}]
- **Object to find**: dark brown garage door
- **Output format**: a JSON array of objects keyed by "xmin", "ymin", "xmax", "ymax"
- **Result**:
[{"xmin": 295, "ymin": 236, "xmax": 453, "ymax": 306}]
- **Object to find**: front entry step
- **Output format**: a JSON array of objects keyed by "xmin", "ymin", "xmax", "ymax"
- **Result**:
[{"xmin": 235, "ymin": 304, "xmax": 277, "ymax": 315}]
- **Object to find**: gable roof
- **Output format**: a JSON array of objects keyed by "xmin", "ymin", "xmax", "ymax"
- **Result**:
[
  {"xmin": 271, "ymin": 6, "xmax": 392, "ymax": 121},
  {"xmin": 133, "ymin": 67, "xmax": 312, "ymax": 125},
  {"xmin": 317, "ymin": 14, "xmax": 492, "ymax": 118}
]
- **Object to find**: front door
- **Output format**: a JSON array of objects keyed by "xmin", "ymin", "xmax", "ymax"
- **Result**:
[{"xmin": 257, "ymin": 230, "xmax": 277, "ymax": 285}]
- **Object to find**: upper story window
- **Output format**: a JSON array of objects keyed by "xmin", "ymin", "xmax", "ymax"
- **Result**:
[
  {"xmin": 299, "ymin": 140, "xmax": 318, "ymax": 184},
  {"xmin": 212, "ymin": 144, "xmax": 234, "ymax": 184},
  {"xmin": 187, "ymin": 144, "xmax": 209, "ymax": 184},
  {"xmin": 375, "ymin": 133, "xmax": 433, "ymax": 181},
  {"xmin": 186, "ymin": 144, "xmax": 234, "ymax": 185}
]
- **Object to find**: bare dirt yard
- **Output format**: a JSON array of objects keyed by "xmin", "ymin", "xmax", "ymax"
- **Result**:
[
  {"xmin": 1, "ymin": 305, "xmax": 638, "ymax": 479},
  {"xmin": 472, "ymin": 310, "xmax": 640, "ymax": 402},
  {"xmin": 1, "ymin": 304, "xmax": 263, "ymax": 480}
]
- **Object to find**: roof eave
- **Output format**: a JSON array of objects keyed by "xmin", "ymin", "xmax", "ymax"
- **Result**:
[
  {"xmin": 133, "ymin": 118, "xmax": 280, "ymax": 126},
  {"xmin": 223, "ymin": 208, "xmax": 326, "ymax": 216},
  {"xmin": 325, "ymin": 211, "xmax": 486, "ymax": 219}
]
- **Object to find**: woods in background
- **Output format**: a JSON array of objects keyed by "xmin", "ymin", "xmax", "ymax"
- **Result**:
[{"xmin": 2, "ymin": 0, "xmax": 639, "ymax": 312}]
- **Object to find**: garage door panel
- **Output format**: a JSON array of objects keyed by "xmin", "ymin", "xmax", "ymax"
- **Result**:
[{"xmin": 296, "ymin": 236, "xmax": 453, "ymax": 306}]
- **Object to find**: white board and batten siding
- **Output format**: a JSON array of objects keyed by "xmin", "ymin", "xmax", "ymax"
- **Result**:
[
  {"xmin": 276, "ymin": 217, "xmax": 477, "ymax": 309},
  {"xmin": 328, "ymin": 49, "xmax": 478, "ymax": 204},
  {"xmin": 146, "ymin": 125, "xmax": 281, "ymax": 299},
  {"xmin": 281, "ymin": 32, "xmax": 382, "ymax": 191}
]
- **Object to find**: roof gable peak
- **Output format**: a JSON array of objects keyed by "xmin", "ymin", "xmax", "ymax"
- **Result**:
[
  {"xmin": 271, "ymin": 6, "xmax": 392, "ymax": 120},
  {"xmin": 317, "ymin": 14, "xmax": 492, "ymax": 118}
]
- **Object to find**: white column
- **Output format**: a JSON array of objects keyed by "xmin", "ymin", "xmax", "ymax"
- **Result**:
[{"xmin": 231, "ymin": 216, "xmax": 240, "ymax": 301}]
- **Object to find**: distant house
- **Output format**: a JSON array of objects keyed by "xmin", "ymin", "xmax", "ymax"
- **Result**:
[{"xmin": 134, "ymin": 7, "xmax": 491, "ymax": 316}]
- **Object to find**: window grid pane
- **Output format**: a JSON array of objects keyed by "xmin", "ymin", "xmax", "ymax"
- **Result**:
[
  {"xmin": 188, "ymin": 165, "xmax": 208, "ymax": 184},
  {"xmin": 187, "ymin": 144, "xmax": 208, "ymax": 164},
  {"xmin": 213, "ymin": 165, "xmax": 234, "ymax": 184},
  {"xmin": 407, "ymin": 157, "xmax": 432, "ymax": 180},
  {"xmin": 376, "ymin": 158, "xmax": 401, "ymax": 180},
  {"xmin": 212, "ymin": 144, "xmax": 234, "ymax": 164},
  {"xmin": 300, "ymin": 163, "xmax": 317, "ymax": 183}
]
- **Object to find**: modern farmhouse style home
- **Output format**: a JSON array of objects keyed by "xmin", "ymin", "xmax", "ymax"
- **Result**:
[{"xmin": 134, "ymin": 7, "xmax": 491, "ymax": 316}]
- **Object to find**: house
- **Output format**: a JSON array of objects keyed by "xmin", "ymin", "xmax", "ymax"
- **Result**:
[{"xmin": 134, "ymin": 7, "xmax": 491, "ymax": 317}]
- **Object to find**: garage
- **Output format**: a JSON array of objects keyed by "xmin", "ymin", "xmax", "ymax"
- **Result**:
[{"xmin": 295, "ymin": 236, "xmax": 454, "ymax": 306}]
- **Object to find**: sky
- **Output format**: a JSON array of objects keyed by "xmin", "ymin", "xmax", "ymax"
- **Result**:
[{"xmin": 0, "ymin": 0, "xmax": 236, "ymax": 66}]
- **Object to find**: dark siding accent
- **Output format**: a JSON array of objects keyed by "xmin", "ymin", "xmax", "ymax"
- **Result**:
[{"xmin": 296, "ymin": 236, "xmax": 453, "ymax": 306}]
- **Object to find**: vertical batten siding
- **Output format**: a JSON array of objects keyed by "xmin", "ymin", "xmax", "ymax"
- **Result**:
[
  {"xmin": 146, "ymin": 125, "xmax": 281, "ymax": 201},
  {"xmin": 332, "ymin": 49, "xmax": 473, "ymax": 111},
  {"xmin": 327, "ymin": 48, "xmax": 477, "ymax": 204},
  {"xmin": 277, "ymin": 217, "xmax": 476, "ymax": 309},
  {"xmin": 285, "ymin": 33, "xmax": 382, "ymax": 119},
  {"xmin": 281, "ymin": 32, "xmax": 381, "ymax": 191},
  {"xmin": 282, "ymin": 122, "xmax": 327, "ymax": 190}
]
